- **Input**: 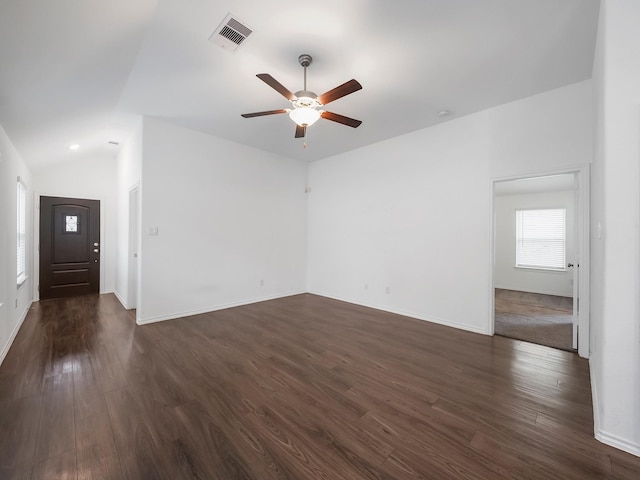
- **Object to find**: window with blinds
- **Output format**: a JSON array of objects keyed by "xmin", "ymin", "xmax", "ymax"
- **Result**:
[
  {"xmin": 17, "ymin": 179, "xmax": 27, "ymax": 285},
  {"xmin": 515, "ymin": 208, "xmax": 566, "ymax": 271}
]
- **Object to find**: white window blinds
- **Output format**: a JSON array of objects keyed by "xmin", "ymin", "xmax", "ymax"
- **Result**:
[
  {"xmin": 515, "ymin": 208, "xmax": 566, "ymax": 270},
  {"xmin": 17, "ymin": 179, "xmax": 26, "ymax": 284}
]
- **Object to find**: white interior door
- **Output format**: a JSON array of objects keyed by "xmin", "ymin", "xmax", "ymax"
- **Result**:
[
  {"xmin": 576, "ymin": 168, "xmax": 590, "ymax": 358},
  {"xmin": 571, "ymin": 174, "xmax": 579, "ymax": 350}
]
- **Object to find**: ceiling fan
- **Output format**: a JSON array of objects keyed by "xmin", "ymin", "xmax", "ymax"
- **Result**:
[{"xmin": 241, "ymin": 54, "xmax": 362, "ymax": 141}]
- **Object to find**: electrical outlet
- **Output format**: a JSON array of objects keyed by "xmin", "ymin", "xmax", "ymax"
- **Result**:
[
  {"xmin": 260, "ymin": 279, "xmax": 264, "ymax": 286},
  {"xmin": 385, "ymin": 286, "xmax": 391, "ymax": 294}
]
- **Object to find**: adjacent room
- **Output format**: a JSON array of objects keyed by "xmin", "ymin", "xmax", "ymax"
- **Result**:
[
  {"xmin": 1, "ymin": 1, "xmax": 639, "ymax": 478},
  {"xmin": 493, "ymin": 173, "xmax": 580, "ymax": 352}
]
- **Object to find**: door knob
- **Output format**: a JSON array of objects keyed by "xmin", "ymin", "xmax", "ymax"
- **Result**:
[{"xmin": 567, "ymin": 263, "xmax": 574, "ymax": 268}]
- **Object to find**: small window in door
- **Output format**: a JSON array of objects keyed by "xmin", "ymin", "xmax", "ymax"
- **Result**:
[
  {"xmin": 515, "ymin": 208, "xmax": 566, "ymax": 271},
  {"xmin": 65, "ymin": 215, "xmax": 78, "ymax": 232}
]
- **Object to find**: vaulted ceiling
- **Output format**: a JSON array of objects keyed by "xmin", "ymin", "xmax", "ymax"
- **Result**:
[{"xmin": 0, "ymin": 0, "xmax": 600, "ymax": 172}]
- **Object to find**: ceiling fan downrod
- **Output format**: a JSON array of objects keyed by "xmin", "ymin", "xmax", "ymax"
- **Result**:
[{"xmin": 298, "ymin": 54, "xmax": 312, "ymax": 91}]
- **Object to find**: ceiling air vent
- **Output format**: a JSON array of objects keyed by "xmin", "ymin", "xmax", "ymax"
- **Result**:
[{"xmin": 209, "ymin": 14, "xmax": 253, "ymax": 52}]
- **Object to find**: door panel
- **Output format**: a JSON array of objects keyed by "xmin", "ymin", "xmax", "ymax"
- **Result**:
[
  {"xmin": 572, "ymin": 176, "xmax": 579, "ymax": 350},
  {"xmin": 40, "ymin": 196, "xmax": 100, "ymax": 299}
]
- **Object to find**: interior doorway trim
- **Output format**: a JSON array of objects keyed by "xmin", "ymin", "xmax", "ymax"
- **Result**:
[
  {"xmin": 489, "ymin": 165, "xmax": 590, "ymax": 358},
  {"xmin": 127, "ymin": 184, "xmax": 140, "ymax": 311}
]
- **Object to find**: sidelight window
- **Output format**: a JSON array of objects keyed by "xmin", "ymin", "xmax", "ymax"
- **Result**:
[
  {"xmin": 17, "ymin": 179, "xmax": 27, "ymax": 285},
  {"xmin": 515, "ymin": 208, "xmax": 566, "ymax": 271}
]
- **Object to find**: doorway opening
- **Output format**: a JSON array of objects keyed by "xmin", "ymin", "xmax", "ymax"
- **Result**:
[{"xmin": 491, "ymin": 168, "xmax": 590, "ymax": 357}]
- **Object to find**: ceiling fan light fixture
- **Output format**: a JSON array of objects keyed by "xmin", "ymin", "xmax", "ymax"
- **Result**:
[{"xmin": 289, "ymin": 107, "xmax": 321, "ymax": 127}]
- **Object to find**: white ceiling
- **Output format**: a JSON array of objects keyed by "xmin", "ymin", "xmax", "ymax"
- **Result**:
[{"xmin": 0, "ymin": 0, "xmax": 600, "ymax": 172}]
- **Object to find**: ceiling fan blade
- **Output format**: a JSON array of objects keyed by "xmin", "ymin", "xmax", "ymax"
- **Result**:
[
  {"xmin": 318, "ymin": 79, "xmax": 362, "ymax": 105},
  {"xmin": 256, "ymin": 74, "xmax": 295, "ymax": 100},
  {"xmin": 295, "ymin": 125, "xmax": 306, "ymax": 138},
  {"xmin": 241, "ymin": 109, "xmax": 288, "ymax": 118},
  {"xmin": 321, "ymin": 111, "xmax": 362, "ymax": 128}
]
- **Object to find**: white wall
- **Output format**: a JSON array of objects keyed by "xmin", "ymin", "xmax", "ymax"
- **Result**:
[
  {"xmin": 34, "ymin": 154, "xmax": 118, "ymax": 297},
  {"xmin": 590, "ymin": 0, "xmax": 607, "ymax": 455},
  {"xmin": 591, "ymin": 0, "xmax": 640, "ymax": 456},
  {"xmin": 0, "ymin": 123, "xmax": 33, "ymax": 365},
  {"xmin": 307, "ymin": 80, "xmax": 593, "ymax": 334},
  {"xmin": 137, "ymin": 117, "xmax": 307, "ymax": 323},
  {"xmin": 115, "ymin": 120, "xmax": 143, "ymax": 309},
  {"xmin": 494, "ymin": 190, "xmax": 574, "ymax": 297}
]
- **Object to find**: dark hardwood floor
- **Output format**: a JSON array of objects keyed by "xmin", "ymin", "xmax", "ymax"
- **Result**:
[{"xmin": 1, "ymin": 293, "xmax": 639, "ymax": 479}]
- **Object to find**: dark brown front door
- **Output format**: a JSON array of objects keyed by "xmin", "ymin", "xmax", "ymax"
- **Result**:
[{"xmin": 40, "ymin": 196, "xmax": 100, "ymax": 299}]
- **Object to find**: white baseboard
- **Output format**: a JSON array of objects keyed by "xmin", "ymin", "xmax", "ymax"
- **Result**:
[
  {"xmin": 590, "ymin": 359, "xmax": 601, "ymax": 436},
  {"xmin": 136, "ymin": 290, "xmax": 306, "ymax": 326},
  {"xmin": 113, "ymin": 289, "xmax": 129, "ymax": 310},
  {"xmin": 596, "ymin": 430, "xmax": 640, "ymax": 457},
  {"xmin": 306, "ymin": 290, "xmax": 487, "ymax": 335},
  {"xmin": 590, "ymin": 360, "xmax": 640, "ymax": 457},
  {"xmin": 0, "ymin": 300, "xmax": 32, "ymax": 366}
]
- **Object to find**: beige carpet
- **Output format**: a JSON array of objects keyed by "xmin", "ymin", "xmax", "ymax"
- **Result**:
[{"xmin": 495, "ymin": 289, "xmax": 575, "ymax": 351}]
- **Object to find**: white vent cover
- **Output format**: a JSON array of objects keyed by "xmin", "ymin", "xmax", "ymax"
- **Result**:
[{"xmin": 209, "ymin": 14, "xmax": 253, "ymax": 52}]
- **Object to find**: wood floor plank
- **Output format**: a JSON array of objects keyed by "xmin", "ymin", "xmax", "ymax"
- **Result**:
[
  {"xmin": 0, "ymin": 350, "xmax": 49, "ymax": 401},
  {"xmin": 76, "ymin": 438, "xmax": 122, "ymax": 480},
  {"xmin": 0, "ymin": 393, "xmax": 42, "ymax": 474},
  {"xmin": 30, "ymin": 450, "xmax": 77, "ymax": 480},
  {"xmin": 34, "ymin": 372, "xmax": 75, "ymax": 462},
  {"xmin": 346, "ymin": 385, "xmax": 476, "ymax": 446},
  {"xmin": 104, "ymin": 386, "xmax": 173, "ymax": 480},
  {"xmin": 359, "ymin": 410, "xmax": 506, "ymax": 480},
  {"xmin": 2, "ymin": 293, "xmax": 640, "ymax": 479},
  {"xmin": 171, "ymin": 400, "xmax": 256, "ymax": 479},
  {"xmin": 469, "ymin": 429, "xmax": 612, "ymax": 480},
  {"xmin": 266, "ymin": 379, "xmax": 396, "ymax": 468},
  {"xmin": 243, "ymin": 402, "xmax": 373, "ymax": 480},
  {"xmin": 93, "ymin": 342, "xmax": 128, "ymax": 393},
  {"xmin": 610, "ymin": 451, "xmax": 640, "ymax": 480},
  {"xmin": 75, "ymin": 410, "xmax": 123, "ymax": 480}
]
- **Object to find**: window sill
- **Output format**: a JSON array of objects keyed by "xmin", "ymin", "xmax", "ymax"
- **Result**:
[
  {"xmin": 17, "ymin": 274, "xmax": 28, "ymax": 288},
  {"xmin": 514, "ymin": 266, "xmax": 567, "ymax": 273}
]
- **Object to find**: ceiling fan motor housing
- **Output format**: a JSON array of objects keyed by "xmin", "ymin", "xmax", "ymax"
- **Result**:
[
  {"xmin": 298, "ymin": 54, "xmax": 312, "ymax": 67},
  {"xmin": 292, "ymin": 90, "xmax": 320, "ymax": 108}
]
